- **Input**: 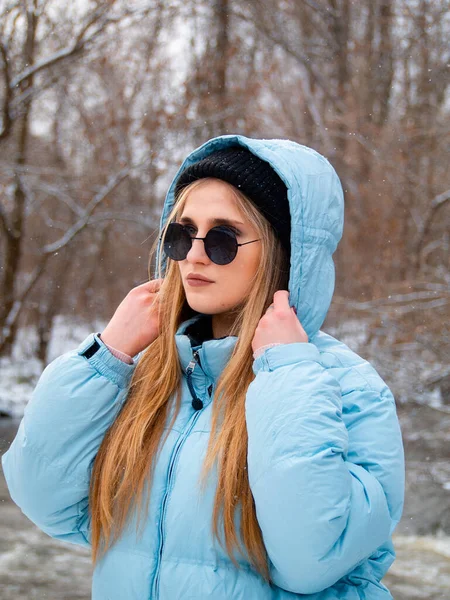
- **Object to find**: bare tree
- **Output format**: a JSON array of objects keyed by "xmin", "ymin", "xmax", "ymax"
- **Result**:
[
  {"xmin": 0, "ymin": 0, "xmax": 448, "ymax": 380},
  {"xmin": 0, "ymin": 0, "xmax": 167, "ymax": 357}
]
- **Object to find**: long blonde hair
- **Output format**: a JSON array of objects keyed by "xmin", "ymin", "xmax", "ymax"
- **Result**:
[{"xmin": 89, "ymin": 177, "xmax": 289, "ymax": 582}]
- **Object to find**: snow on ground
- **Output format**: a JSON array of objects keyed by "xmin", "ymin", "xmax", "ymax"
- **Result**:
[
  {"xmin": 1, "ymin": 314, "xmax": 446, "ymax": 416},
  {"xmin": 0, "ymin": 315, "xmax": 107, "ymax": 418},
  {"xmin": 326, "ymin": 319, "xmax": 448, "ymax": 409}
]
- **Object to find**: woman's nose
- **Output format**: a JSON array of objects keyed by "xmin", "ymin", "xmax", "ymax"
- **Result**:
[{"xmin": 185, "ymin": 237, "xmax": 210, "ymax": 263}]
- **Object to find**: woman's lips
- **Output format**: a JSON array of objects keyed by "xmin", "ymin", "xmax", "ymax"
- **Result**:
[{"xmin": 187, "ymin": 279, "xmax": 214, "ymax": 287}]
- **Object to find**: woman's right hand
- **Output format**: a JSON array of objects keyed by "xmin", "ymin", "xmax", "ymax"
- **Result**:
[{"xmin": 100, "ymin": 278, "xmax": 164, "ymax": 357}]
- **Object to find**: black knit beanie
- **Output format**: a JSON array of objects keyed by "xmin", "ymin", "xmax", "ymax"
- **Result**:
[{"xmin": 174, "ymin": 146, "xmax": 291, "ymax": 261}]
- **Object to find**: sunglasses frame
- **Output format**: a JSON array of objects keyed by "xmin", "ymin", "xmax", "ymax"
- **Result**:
[{"xmin": 159, "ymin": 222, "xmax": 261, "ymax": 265}]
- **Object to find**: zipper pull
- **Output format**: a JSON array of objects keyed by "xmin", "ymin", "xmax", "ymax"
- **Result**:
[
  {"xmin": 194, "ymin": 349, "xmax": 202, "ymax": 368},
  {"xmin": 186, "ymin": 350, "xmax": 201, "ymax": 374},
  {"xmin": 185, "ymin": 351, "xmax": 203, "ymax": 410},
  {"xmin": 185, "ymin": 359, "xmax": 196, "ymax": 376}
]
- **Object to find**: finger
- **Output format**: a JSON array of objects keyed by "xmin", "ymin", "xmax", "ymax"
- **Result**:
[{"xmin": 272, "ymin": 289, "xmax": 290, "ymax": 311}]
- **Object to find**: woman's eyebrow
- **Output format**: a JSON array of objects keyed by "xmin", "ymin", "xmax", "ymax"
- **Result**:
[{"xmin": 178, "ymin": 215, "xmax": 244, "ymax": 227}]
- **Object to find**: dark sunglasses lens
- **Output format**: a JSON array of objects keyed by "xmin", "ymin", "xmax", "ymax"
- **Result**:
[
  {"xmin": 164, "ymin": 223, "xmax": 191, "ymax": 260},
  {"xmin": 205, "ymin": 228, "xmax": 237, "ymax": 265}
]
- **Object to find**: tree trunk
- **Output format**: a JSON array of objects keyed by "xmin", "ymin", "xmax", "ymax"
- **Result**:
[{"xmin": 0, "ymin": 3, "xmax": 38, "ymax": 357}]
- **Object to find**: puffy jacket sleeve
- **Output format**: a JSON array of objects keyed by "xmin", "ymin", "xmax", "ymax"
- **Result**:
[
  {"xmin": 1, "ymin": 333, "xmax": 138, "ymax": 547},
  {"xmin": 245, "ymin": 342, "xmax": 405, "ymax": 595}
]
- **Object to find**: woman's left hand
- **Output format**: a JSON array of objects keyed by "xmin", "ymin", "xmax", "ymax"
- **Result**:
[{"xmin": 251, "ymin": 290, "xmax": 309, "ymax": 354}]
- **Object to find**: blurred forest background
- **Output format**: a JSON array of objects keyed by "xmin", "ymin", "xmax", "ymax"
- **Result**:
[
  {"xmin": 0, "ymin": 0, "xmax": 449, "ymax": 405},
  {"xmin": 0, "ymin": 1, "xmax": 450, "ymax": 598},
  {"xmin": 0, "ymin": 0, "xmax": 449, "ymax": 398}
]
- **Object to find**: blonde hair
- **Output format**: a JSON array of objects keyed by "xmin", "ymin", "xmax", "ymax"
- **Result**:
[{"xmin": 89, "ymin": 177, "xmax": 289, "ymax": 582}]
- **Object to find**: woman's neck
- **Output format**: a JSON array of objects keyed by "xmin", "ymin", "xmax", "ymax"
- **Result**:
[{"xmin": 211, "ymin": 312, "xmax": 238, "ymax": 339}]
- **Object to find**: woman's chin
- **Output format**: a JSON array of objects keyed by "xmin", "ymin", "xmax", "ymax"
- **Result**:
[{"xmin": 185, "ymin": 298, "xmax": 215, "ymax": 314}]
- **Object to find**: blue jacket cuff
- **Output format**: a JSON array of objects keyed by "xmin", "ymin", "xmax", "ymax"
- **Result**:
[{"xmin": 76, "ymin": 333, "xmax": 137, "ymax": 389}]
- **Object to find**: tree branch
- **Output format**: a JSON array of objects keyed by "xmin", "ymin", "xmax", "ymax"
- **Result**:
[
  {"xmin": 40, "ymin": 166, "xmax": 138, "ymax": 254},
  {"xmin": 0, "ymin": 254, "xmax": 50, "ymax": 348},
  {"xmin": 9, "ymin": 3, "xmax": 157, "ymax": 90},
  {"xmin": 0, "ymin": 200, "xmax": 11, "ymax": 237},
  {"xmin": 86, "ymin": 211, "xmax": 156, "ymax": 230},
  {"xmin": 415, "ymin": 188, "xmax": 450, "ymax": 271},
  {"xmin": 0, "ymin": 39, "xmax": 13, "ymax": 140},
  {"xmin": 431, "ymin": 188, "xmax": 450, "ymax": 210},
  {"xmin": 232, "ymin": 5, "xmax": 346, "ymax": 112}
]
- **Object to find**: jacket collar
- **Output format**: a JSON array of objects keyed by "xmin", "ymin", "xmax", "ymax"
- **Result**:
[{"xmin": 175, "ymin": 314, "xmax": 238, "ymax": 381}]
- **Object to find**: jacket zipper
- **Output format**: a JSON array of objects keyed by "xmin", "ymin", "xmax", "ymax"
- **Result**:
[
  {"xmin": 186, "ymin": 350, "xmax": 204, "ymax": 410},
  {"xmin": 152, "ymin": 350, "xmax": 206, "ymax": 599}
]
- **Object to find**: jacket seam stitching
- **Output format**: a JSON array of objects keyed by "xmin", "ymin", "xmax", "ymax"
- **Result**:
[
  {"xmin": 250, "ymin": 445, "xmax": 346, "ymax": 490},
  {"xmin": 321, "ymin": 352, "xmax": 385, "ymax": 395},
  {"xmin": 161, "ymin": 554, "xmax": 257, "ymax": 573},
  {"xmin": 23, "ymin": 439, "xmax": 92, "ymax": 485},
  {"xmin": 97, "ymin": 547, "xmax": 155, "ymax": 560},
  {"xmin": 16, "ymin": 439, "xmax": 92, "ymax": 543},
  {"xmin": 79, "ymin": 356, "xmax": 131, "ymax": 390}
]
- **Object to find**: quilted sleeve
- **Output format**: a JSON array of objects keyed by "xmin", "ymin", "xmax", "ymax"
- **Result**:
[
  {"xmin": 1, "ymin": 333, "xmax": 137, "ymax": 547},
  {"xmin": 245, "ymin": 342, "xmax": 405, "ymax": 595}
]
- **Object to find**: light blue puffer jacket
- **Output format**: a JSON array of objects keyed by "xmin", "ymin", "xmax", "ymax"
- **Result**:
[{"xmin": 2, "ymin": 135, "xmax": 405, "ymax": 599}]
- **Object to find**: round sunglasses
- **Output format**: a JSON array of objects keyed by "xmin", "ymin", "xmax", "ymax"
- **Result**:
[{"xmin": 160, "ymin": 222, "xmax": 261, "ymax": 265}]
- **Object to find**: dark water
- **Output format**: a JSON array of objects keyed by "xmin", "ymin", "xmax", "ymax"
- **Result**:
[{"xmin": 1, "ymin": 420, "xmax": 449, "ymax": 599}]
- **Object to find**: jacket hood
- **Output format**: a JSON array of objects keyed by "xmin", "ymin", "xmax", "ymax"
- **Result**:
[{"xmin": 155, "ymin": 134, "xmax": 344, "ymax": 342}]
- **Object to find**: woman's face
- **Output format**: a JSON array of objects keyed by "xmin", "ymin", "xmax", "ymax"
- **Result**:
[{"xmin": 177, "ymin": 179, "xmax": 262, "ymax": 317}]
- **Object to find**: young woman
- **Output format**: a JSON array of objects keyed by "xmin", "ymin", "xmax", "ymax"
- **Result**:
[{"xmin": 2, "ymin": 135, "xmax": 405, "ymax": 599}]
